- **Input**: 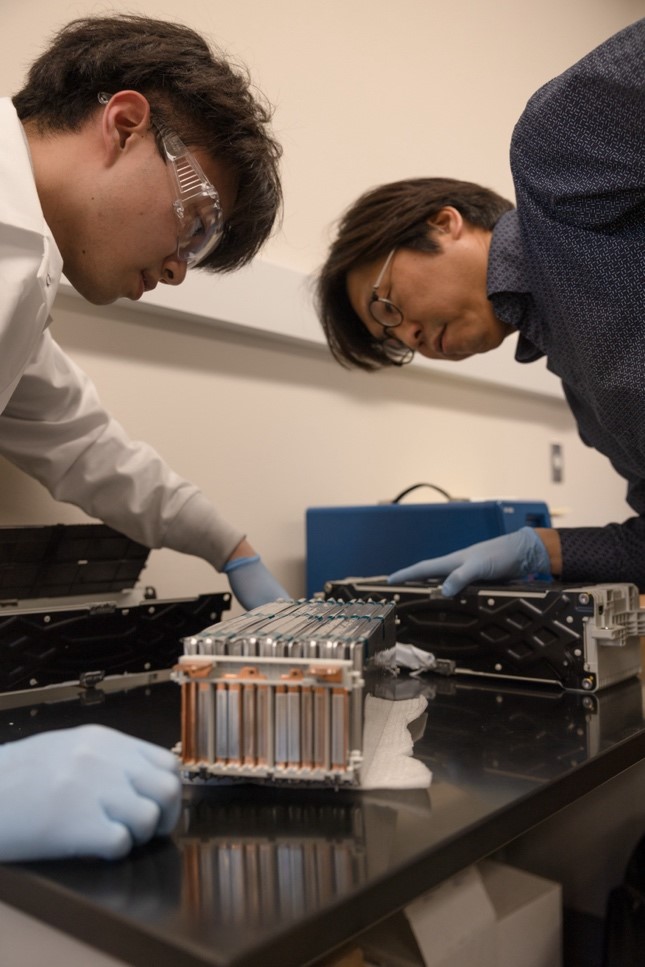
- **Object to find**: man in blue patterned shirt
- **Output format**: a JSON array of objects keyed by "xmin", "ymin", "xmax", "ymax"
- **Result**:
[{"xmin": 315, "ymin": 19, "xmax": 645, "ymax": 595}]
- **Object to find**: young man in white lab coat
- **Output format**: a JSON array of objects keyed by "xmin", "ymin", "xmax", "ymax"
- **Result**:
[{"xmin": 0, "ymin": 14, "xmax": 287, "ymax": 862}]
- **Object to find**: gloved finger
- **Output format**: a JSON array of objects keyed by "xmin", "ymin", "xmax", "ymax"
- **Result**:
[
  {"xmin": 45, "ymin": 820, "xmax": 134, "ymax": 863},
  {"xmin": 388, "ymin": 563, "xmax": 427, "ymax": 584},
  {"xmin": 101, "ymin": 782, "xmax": 163, "ymax": 847},
  {"xmin": 41, "ymin": 792, "xmax": 138, "ymax": 862},
  {"xmin": 440, "ymin": 563, "xmax": 479, "ymax": 597},
  {"xmin": 155, "ymin": 789, "xmax": 182, "ymax": 837},
  {"xmin": 127, "ymin": 765, "xmax": 182, "ymax": 836},
  {"xmin": 388, "ymin": 552, "xmax": 464, "ymax": 585},
  {"xmin": 90, "ymin": 729, "xmax": 180, "ymax": 791},
  {"xmin": 76, "ymin": 816, "xmax": 135, "ymax": 861},
  {"xmin": 81, "ymin": 730, "xmax": 181, "ymax": 839},
  {"xmin": 136, "ymin": 739, "xmax": 181, "ymax": 773}
]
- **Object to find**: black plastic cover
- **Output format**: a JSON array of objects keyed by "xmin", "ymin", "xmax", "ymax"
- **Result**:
[{"xmin": 0, "ymin": 523, "xmax": 150, "ymax": 600}]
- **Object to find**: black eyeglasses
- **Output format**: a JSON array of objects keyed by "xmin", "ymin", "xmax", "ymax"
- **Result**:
[{"xmin": 368, "ymin": 248, "xmax": 414, "ymax": 365}]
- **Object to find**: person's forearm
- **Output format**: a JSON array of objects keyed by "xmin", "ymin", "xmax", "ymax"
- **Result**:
[
  {"xmin": 162, "ymin": 492, "xmax": 244, "ymax": 571},
  {"xmin": 225, "ymin": 538, "xmax": 257, "ymax": 563},
  {"xmin": 1, "ymin": 333, "xmax": 245, "ymax": 566},
  {"xmin": 536, "ymin": 527, "xmax": 562, "ymax": 577},
  {"xmin": 556, "ymin": 518, "xmax": 645, "ymax": 591},
  {"xmin": 221, "ymin": 542, "xmax": 291, "ymax": 609}
]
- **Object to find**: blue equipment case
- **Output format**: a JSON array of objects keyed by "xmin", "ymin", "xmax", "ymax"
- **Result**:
[{"xmin": 305, "ymin": 500, "xmax": 551, "ymax": 597}]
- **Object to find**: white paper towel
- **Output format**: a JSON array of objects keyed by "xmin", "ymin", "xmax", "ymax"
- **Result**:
[{"xmin": 359, "ymin": 694, "xmax": 432, "ymax": 790}]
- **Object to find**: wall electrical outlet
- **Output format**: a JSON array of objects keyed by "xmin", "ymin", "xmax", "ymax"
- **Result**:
[{"xmin": 551, "ymin": 443, "xmax": 564, "ymax": 483}]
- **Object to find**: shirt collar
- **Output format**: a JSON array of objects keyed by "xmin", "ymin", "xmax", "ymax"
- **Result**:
[
  {"xmin": 487, "ymin": 210, "xmax": 531, "ymax": 296},
  {"xmin": 487, "ymin": 209, "xmax": 544, "ymax": 363}
]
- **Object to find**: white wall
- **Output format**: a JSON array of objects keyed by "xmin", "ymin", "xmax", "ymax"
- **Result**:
[{"xmin": 1, "ymin": 0, "xmax": 640, "ymax": 609}]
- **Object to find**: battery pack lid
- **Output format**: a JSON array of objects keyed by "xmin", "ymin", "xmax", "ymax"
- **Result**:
[{"xmin": 0, "ymin": 523, "xmax": 149, "ymax": 600}]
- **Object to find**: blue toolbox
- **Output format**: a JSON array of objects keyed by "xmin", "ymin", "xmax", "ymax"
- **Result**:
[{"xmin": 305, "ymin": 499, "xmax": 551, "ymax": 597}]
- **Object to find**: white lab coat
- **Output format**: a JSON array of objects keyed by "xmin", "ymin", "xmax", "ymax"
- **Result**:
[{"xmin": 0, "ymin": 98, "xmax": 243, "ymax": 569}]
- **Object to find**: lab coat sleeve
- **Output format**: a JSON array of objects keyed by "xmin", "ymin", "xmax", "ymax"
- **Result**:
[{"xmin": 0, "ymin": 330, "xmax": 244, "ymax": 570}]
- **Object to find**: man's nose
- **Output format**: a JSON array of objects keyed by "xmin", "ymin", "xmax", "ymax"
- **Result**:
[
  {"xmin": 395, "ymin": 317, "xmax": 423, "ymax": 350},
  {"xmin": 160, "ymin": 257, "xmax": 188, "ymax": 286}
]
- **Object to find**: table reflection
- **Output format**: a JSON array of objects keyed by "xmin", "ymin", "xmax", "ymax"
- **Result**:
[
  {"xmin": 378, "ymin": 673, "xmax": 645, "ymax": 785},
  {"xmin": 177, "ymin": 794, "xmax": 376, "ymax": 927}
]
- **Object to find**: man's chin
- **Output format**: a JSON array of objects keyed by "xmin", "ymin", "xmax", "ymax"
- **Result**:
[
  {"xmin": 420, "ymin": 349, "xmax": 474, "ymax": 363},
  {"xmin": 63, "ymin": 269, "xmax": 119, "ymax": 306},
  {"xmin": 84, "ymin": 294, "xmax": 119, "ymax": 306},
  {"xmin": 68, "ymin": 281, "xmax": 118, "ymax": 306}
]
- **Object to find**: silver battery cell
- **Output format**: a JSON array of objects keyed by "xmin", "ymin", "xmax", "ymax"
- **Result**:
[{"xmin": 172, "ymin": 597, "xmax": 395, "ymax": 785}]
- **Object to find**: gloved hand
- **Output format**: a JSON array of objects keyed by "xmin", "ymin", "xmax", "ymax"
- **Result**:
[
  {"xmin": 0, "ymin": 724, "xmax": 181, "ymax": 863},
  {"xmin": 388, "ymin": 527, "xmax": 551, "ymax": 597},
  {"xmin": 223, "ymin": 554, "xmax": 291, "ymax": 610}
]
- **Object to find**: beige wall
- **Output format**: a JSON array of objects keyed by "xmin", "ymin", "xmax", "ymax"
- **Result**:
[{"xmin": 1, "ymin": 1, "xmax": 641, "ymax": 608}]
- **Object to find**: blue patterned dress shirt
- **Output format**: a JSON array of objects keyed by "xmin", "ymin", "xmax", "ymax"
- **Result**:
[{"xmin": 487, "ymin": 19, "xmax": 645, "ymax": 587}]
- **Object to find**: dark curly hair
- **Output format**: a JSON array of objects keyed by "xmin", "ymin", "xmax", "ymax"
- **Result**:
[
  {"xmin": 13, "ymin": 15, "xmax": 283, "ymax": 273},
  {"xmin": 315, "ymin": 178, "xmax": 514, "ymax": 370}
]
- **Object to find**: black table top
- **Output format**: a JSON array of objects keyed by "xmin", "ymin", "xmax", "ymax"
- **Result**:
[{"xmin": 0, "ymin": 670, "xmax": 643, "ymax": 967}]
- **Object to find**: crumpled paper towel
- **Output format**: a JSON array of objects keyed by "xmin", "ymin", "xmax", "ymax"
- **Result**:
[
  {"xmin": 359, "ymin": 694, "xmax": 432, "ymax": 790},
  {"xmin": 373, "ymin": 643, "xmax": 442, "ymax": 676}
]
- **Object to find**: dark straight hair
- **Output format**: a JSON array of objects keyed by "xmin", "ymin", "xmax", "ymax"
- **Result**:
[
  {"xmin": 14, "ymin": 14, "xmax": 283, "ymax": 273},
  {"xmin": 315, "ymin": 178, "xmax": 514, "ymax": 370}
]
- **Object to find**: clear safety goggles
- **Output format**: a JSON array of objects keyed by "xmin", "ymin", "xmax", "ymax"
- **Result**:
[
  {"xmin": 157, "ymin": 126, "xmax": 224, "ymax": 267},
  {"xmin": 98, "ymin": 93, "xmax": 224, "ymax": 267}
]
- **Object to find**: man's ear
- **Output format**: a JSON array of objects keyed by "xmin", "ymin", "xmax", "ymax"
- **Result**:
[
  {"xmin": 99, "ymin": 90, "xmax": 152, "ymax": 158},
  {"xmin": 426, "ymin": 206, "xmax": 464, "ymax": 239}
]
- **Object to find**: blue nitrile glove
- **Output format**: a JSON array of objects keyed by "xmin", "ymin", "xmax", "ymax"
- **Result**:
[
  {"xmin": 388, "ymin": 527, "xmax": 551, "ymax": 597},
  {"xmin": 0, "ymin": 724, "xmax": 181, "ymax": 863},
  {"xmin": 223, "ymin": 554, "xmax": 291, "ymax": 611}
]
